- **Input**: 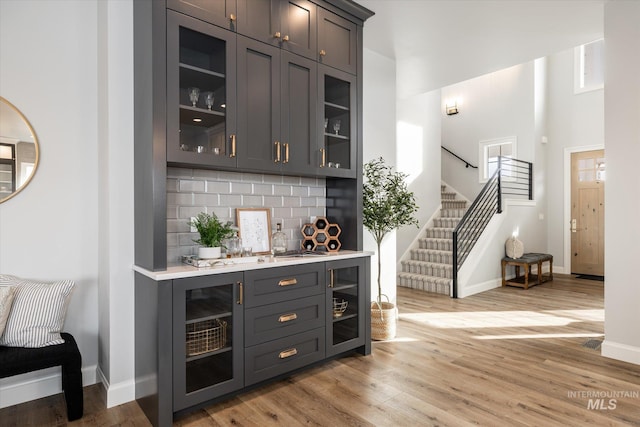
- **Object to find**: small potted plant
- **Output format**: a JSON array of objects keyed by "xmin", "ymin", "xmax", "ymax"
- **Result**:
[
  {"xmin": 188, "ymin": 212, "xmax": 234, "ymax": 259},
  {"xmin": 363, "ymin": 157, "xmax": 419, "ymax": 340}
]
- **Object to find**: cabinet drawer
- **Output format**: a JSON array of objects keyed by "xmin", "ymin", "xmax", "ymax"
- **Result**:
[
  {"xmin": 245, "ymin": 295, "xmax": 325, "ymax": 346},
  {"xmin": 244, "ymin": 264, "xmax": 325, "ymax": 307},
  {"xmin": 244, "ymin": 328, "xmax": 325, "ymax": 386}
]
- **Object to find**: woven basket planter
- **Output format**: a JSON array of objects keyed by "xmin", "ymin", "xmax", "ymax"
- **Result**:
[{"xmin": 371, "ymin": 301, "xmax": 397, "ymax": 341}]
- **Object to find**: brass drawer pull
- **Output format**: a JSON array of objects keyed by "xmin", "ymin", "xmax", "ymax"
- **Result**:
[
  {"xmin": 274, "ymin": 141, "xmax": 281, "ymax": 163},
  {"xmin": 278, "ymin": 313, "xmax": 298, "ymax": 323},
  {"xmin": 278, "ymin": 278, "xmax": 298, "ymax": 287},
  {"xmin": 279, "ymin": 348, "xmax": 298, "ymax": 359}
]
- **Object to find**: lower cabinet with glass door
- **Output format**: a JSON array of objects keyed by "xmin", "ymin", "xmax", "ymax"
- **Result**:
[
  {"xmin": 326, "ymin": 258, "xmax": 370, "ymax": 357},
  {"xmin": 172, "ymin": 273, "xmax": 244, "ymax": 411}
]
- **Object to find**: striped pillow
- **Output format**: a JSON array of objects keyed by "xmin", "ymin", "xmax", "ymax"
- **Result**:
[
  {"xmin": 0, "ymin": 285, "xmax": 16, "ymax": 338},
  {"xmin": 0, "ymin": 275, "xmax": 75, "ymax": 348}
]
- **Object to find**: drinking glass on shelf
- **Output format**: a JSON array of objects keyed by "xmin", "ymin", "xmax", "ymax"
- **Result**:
[
  {"xmin": 203, "ymin": 92, "xmax": 215, "ymax": 110},
  {"xmin": 333, "ymin": 120, "xmax": 341, "ymax": 135},
  {"xmin": 188, "ymin": 87, "xmax": 200, "ymax": 107}
]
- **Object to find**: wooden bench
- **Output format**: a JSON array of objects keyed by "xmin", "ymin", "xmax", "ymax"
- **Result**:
[
  {"xmin": 0, "ymin": 332, "xmax": 83, "ymax": 421},
  {"xmin": 501, "ymin": 253, "xmax": 553, "ymax": 289}
]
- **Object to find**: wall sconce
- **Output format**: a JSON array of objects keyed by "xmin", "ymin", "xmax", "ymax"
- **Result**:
[{"xmin": 445, "ymin": 102, "xmax": 459, "ymax": 115}]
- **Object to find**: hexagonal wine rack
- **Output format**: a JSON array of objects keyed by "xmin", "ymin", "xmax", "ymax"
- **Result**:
[{"xmin": 300, "ymin": 217, "xmax": 341, "ymax": 252}]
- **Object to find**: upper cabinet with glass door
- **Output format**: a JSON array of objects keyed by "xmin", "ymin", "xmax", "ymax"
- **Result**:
[
  {"xmin": 318, "ymin": 65, "xmax": 356, "ymax": 178},
  {"xmin": 166, "ymin": 11, "xmax": 238, "ymax": 169}
]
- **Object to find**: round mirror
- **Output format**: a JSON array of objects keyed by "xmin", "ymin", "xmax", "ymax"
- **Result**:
[{"xmin": 0, "ymin": 97, "xmax": 39, "ymax": 203}]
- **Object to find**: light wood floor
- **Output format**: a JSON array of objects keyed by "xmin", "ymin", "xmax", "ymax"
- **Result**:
[{"xmin": 2, "ymin": 275, "xmax": 640, "ymax": 426}]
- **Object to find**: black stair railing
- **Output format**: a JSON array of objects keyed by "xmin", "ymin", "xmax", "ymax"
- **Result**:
[
  {"xmin": 451, "ymin": 156, "xmax": 533, "ymax": 298},
  {"xmin": 442, "ymin": 146, "xmax": 478, "ymax": 169}
]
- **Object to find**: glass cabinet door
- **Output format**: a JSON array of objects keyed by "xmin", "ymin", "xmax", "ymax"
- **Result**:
[
  {"xmin": 326, "ymin": 258, "xmax": 365, "ymax": 356},
  {"xmin": 173, "ymin": 272, "xmax": 243, "ymax": 411},
  {"xmin": 167, "ymin": 11, "xmax": 237, "ymax": 169},
  {"xmin": 319, "ymin": 65, "xmax": 356, "ymax": 178}
]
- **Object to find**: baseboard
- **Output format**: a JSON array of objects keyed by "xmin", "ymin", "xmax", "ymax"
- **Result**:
[
  {"xmin": 0, "ymin": 364, "xmax": 97, "ymax": 409},
  {"xmin": 601, "ymin": 340, "xmax": 640, "ymax": 366},
  {"xmin": 97, "ymin": 365, "xmax": 136, "ymax": 408},
  {"xmin": 459, "ymin": 278, "xmax": 501, "ymax": 298}
]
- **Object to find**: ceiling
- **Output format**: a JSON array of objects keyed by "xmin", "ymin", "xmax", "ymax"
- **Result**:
[{"xmin": 358, "ymin": 0, "xmax": 605, "ymax": 97}]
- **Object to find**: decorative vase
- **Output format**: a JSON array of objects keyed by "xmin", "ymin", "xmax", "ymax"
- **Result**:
[
  {"xmin": 505, "ymin": 236, "xmax": 524, "ymax": 259},
  {"xmin": 371, "ymin": 301, "xmax": 397, "ymax": 340},
  {"xmin": 198, "ymin": 247, "xmax": 221, "ymax": 259}
]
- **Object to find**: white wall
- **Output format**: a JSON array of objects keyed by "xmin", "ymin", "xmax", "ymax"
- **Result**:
[
  {"xmin": 602, "ymin": 0, "xmax": 640, "ymax": 365},
  {"xmin": 98, "ymin": 0, "xmax": 136, "ymax": 406},
  {"xmin": 441, "ymin": 63, "xmax": 536, "ymax": 201},
  {"xmin": 362, "ymin": 48, "xmax": 397, "ymax": 302},
  {"xmin": 396, "ymin": 91, "xmax": 442, "ymax": 263},
  {"xmin": 0, "ymin": 0, "xmax": 100, "ymax": 405},
  {"xmin": 0, "ymin": 0, "xmax": 136, "ymax": 408},
  {"xmin": 545, "ymin": 47, "xmax": 604, "ymax": 272}
]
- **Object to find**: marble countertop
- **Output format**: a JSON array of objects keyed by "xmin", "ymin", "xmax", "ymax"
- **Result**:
[{"xmin": 133, "ymin": 250, "xmax": 373, "ymax": 281}]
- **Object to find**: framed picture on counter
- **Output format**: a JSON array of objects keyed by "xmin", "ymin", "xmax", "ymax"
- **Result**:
[{"xmin": 236, "ymin": 208, "xmax": 272, "ymax": 255}]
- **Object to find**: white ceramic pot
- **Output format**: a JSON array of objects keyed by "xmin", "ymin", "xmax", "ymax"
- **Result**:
[{"xmin": 198, "ymin": 247, "xmax": 221, "ymax": 259}]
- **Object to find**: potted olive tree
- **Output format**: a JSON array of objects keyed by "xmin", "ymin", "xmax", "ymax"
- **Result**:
[
  {"xmin": 363, "ymin": 157, "xmax": 419, "ymax": 340},
  {"xmin": 189, "ymin": 212, "xmax": 234, "ymax": 259}
]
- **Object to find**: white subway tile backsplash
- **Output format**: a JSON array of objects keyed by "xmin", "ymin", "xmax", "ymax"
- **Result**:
[
  {"xmin": 253, "ymin": 183, "xmax": 273, "ymax": 195},
  {"xmin": 206, "ymin": 181, "xmax": 231, "ymax": 194},
  {"xmin": 179, "ymin": 179, "xmax": 205, "ymax": 193},
  {"xmin": 167, "ymin": 192, "xmax": 193, "ymax": 206},
  {"xmin": 291, "ymin": 186, "xmax": 308, "ymax": 197},
  {"xmin": 308, "ymin": 186, "xmax": 325, "ymax": 197},
  {"xmin": 300, "ymin": 197, "xmax": 316, "ymax": 207},
  {"xmin": 193, "ymin": 193, "xmax": 219, "ymax": 206},
  {"xmin": 219, "ymin": 194, "xmax": 243, "ymax": 207},
  {"xmin": 231, "ymin": 182, "xmax": 253, "ymax": 194},
  {"xmin": 273, "ymin": 185, "xmax": 292, "ymax": 196},
  {"xmin": 282, "ymin": 175, "xmax": 301, "ymax": 185},
  {"xmin": 241, "ymin": 195, "xmax": 263, "ymax": 206},
  {"xmin": 263, "ymin": 196, "xmax": 284, "ymax": 207},
  {"xmin": 167, "ymin": 167, "xmax": 326, "ymax": 263}
]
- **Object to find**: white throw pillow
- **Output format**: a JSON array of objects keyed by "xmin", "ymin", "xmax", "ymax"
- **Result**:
[
  {"xmin": 0, "ymin": 285, "xmax": 16, "ymax": 338},
  {"xmin": 0, "ymin": 274, "xmax": 75, "ymax": 348}
]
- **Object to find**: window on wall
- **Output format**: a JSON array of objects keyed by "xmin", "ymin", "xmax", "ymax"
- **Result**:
[
  {"xmin": 574, "ymin": 39, "xmax": 604, "ymax": 94},
  {"xmin": 479, "ymin": 137, "xmax": 517, "ymax": 182}
]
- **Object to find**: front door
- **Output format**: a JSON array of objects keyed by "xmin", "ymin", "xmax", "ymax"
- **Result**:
[{"xmin": 571, "ymin": 150, "xmax": 605, "ymax": 276}]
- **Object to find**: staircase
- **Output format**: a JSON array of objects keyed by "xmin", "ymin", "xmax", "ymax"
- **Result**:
[{"xmin": 398, "ymin": 185, "xmax": 467, "ymax": 296}]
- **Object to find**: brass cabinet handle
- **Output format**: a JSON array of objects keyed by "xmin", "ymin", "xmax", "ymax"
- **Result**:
[
  {"xmin": 230, "ymin": 134, "xmax": 236, "ymax": 158},
  {"xmin": 279, "ymin": 348, "xmax": 298, "ymax": 359},
  {"xmin": 230, "ymin": 13, "xmax": 236, "ymax": 22},
  {"xmin": 329, "ymin": 269, "xmax": 334, "ymax": 288},
  {"xmin": 320, "ymin": 148, "xmax": 326, "ymax": 168},
  {"xmin": 274, "ymin": 31, "xmax": 281, "ymax": 39},
  {"xmin": 284, "ymin": 143, "xmax": 289, "ymax": 164},
  {"xmin": 282, "ymin": 35, "xmax": 290, "ymax": 42},
  {"xmin": 278, "ymin": 313, "xmax": 298, "ymax": 323},
  {"xmin": 278, "ymin": 278, "xmax": 298, "ymax": 287},
  {"xmin": 319, "ymin": 49, "xmax": 326, "ymax": 57},
  {"xmin": 274, "ymin": 141, "xmax": 281, "ymax": 163},
  {"xmin": 237, "ymin": 281, "xmax": 243, "ymax": 305}
]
